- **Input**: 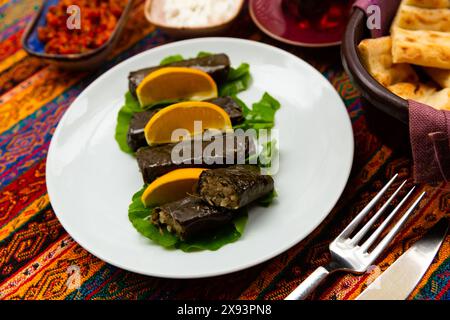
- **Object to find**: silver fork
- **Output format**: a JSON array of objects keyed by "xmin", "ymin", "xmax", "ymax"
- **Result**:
[{"xmin": 285, "ymin": 174, "xmax": 426, "ymax": 300}]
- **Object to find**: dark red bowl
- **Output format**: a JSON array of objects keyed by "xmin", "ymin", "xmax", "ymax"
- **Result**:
[
  {"xmin": 341, "ymin": 8, "xmax": 409, "ymax": 124},
  {"xmin": 250, "ymin": 0, "xmax": 352, "ymax": 47}
]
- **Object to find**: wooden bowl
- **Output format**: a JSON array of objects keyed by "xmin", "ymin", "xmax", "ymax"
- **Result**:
[
  {"xmin": 341, "ymin": 8, "xmax": 409, "ymax": 124},
  {"xmin": 22, "ymin": 0, "xmax": 133, "ymax": 71},
  {"xmin": 144, "ymin": 0, "xmax": 245, "ymax": 38}
]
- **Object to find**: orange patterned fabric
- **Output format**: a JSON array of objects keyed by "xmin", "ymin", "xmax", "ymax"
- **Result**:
[{"xmin": 0, "ymin": 0, "xmax": 448, "ymax": 300}]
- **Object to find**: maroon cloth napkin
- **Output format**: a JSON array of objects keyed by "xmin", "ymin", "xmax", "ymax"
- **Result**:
[
  {"xmin": 352, "ymin": 0, "xmax": 450, "ymax": 183},
  {"xmin": 409, "ymin": 101, "xmax": 450, "ymax": 183},
  {"xmin": 353, "ymin": 0, "xmax": 401, "ymax": 38}
]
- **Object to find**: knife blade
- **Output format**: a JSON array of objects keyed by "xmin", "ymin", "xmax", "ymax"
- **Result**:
[{"xmin": 355, "ymin": 218, "xmax": 449, "ymax": 300}]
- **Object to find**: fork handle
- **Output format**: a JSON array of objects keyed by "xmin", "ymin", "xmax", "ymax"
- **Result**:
[{"xmin": 285, "ymin": 266, "xmax": 330, "ymax": 300}]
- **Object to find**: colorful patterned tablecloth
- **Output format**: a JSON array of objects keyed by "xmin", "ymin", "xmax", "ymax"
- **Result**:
[{"xmin": 0, "ymin": 0, "xmax": 449, "ymax": 300}]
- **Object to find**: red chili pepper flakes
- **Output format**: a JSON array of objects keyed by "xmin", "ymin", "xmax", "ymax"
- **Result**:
[{"xmin": 38, "ymin": 0, "xmax": 127, "ymax": 55}]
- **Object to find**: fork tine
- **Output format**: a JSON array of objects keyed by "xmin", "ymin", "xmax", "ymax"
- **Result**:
[
  {"xmin": 367, "ymin": 191, "xmax": 426, "ymax": 262},
  {"xmin": 349, "ymin": 180, "xmax": 407, "ymax": 245},
  {"xmin": 360, "ymin": 186, "xmax": 416, "ymax": 252},
  {"xmin": 337, "ymin": 174, "xmax": 398, "ymax": 240}
]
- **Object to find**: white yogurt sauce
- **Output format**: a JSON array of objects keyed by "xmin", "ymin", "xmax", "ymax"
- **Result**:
[{"xmin": 151, "ymin": 0, "xmax": 240, "ymax": 27}]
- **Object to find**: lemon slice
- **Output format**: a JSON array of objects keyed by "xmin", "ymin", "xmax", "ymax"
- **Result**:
[
  {"xmin": 141, "ymin": 168, "xmax": 207, "ymax": 207},
  {"xmin": 144, "ymin": 101, "xmax": 232, "ymax": 145},
  {"xmin": 136, "ymin": 67, "xmax": 218, "ymax": 107}
]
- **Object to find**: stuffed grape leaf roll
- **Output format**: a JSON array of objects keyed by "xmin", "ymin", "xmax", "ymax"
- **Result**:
[
  {"xmin": 136, "ymin": 133, "xmax": 255, "ymax": 184},
  {"xmin": 128, "ymin": 54, "xmax": 230, "ymax": 98},
  {"xmin": 127, "ymin": 96, "xmax": 244, "ymax": 152},
  {"xmin": 199, "ymin": 165, "xmax": 274, "ymax": 209},
  {"xmin": 152, "ymin": 196, "xmax": 234, "ymax": 240}
]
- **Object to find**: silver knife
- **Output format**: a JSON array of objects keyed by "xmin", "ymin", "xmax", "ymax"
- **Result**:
[{"xmin": 356, "ymin": 219, "xmax": 449, "ymax": 300}]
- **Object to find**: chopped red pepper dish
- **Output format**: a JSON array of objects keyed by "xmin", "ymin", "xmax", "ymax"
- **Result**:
[{"xmin": 38, "ymin": 0, "xmax": 127, "ymax": 54}]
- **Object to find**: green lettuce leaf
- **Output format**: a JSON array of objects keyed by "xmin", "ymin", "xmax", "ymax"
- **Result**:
[
  {"xmin": 128, "ymin": 187, "xmax": 178, "ymax": 247},
  {"xmin": 159, "ymin": 54, "xmax": 184, "ymax": 66},
  {"xmin": 196, "ymin": 51, "xmax": 213, "ymax": 58},
  {"xmin": 233, "ymin": 92, "xmax": 281, "ymax": 131},
  {"xmin": 219, "ymin": 63, "xmax": 252, "ymax": 96},
  {"xmin": 128, "ymin": 186, "xmax": 248, "ymax": 252},
  {"xmin": 114, "ymin": 92, "xmax": 143, "ymax": 155},
  {"xmin": 160, "ymin": 52, "xmax": 212, "ymax": 66}
]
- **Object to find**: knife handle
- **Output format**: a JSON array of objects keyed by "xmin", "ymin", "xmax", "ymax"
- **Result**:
[{"xmin": 285, "ymin": 266, "xmax": 330, "ymax": 300}]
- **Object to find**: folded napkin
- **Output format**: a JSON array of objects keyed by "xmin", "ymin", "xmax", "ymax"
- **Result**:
[
  {"xmin": 409, "ymin": 101, "xmax": 450, "ymax": 183},
  {"xmin": 353, "ymin": 0, "xmax": 401, "ymax": 38},
  {"xmin": 353, "ymin": 0, "xmax": 450, "ymax": 183}
]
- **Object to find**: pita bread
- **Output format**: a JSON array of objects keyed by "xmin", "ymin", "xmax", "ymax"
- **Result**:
[
  {"xmin": 391, "ymin": 27, "xmax": 450, "ymax": 69},
  {"xmin": 404, "ymin": 0, "xmax": 450, "ymax": 8},
  {"xmin": 388, "ymin": 82, "xmax": 437, "ymax": 101},
  {"xmin": 424, "ymin": 88, "xmax": 450, "ymax": 109},
  {"xmin": 392, "ymin": 5, "xmax": 450, "ymax": 32},
  {"xmin": 358, "ymin": 36, "xmax": 419, "ymax": 87},
  {"xmin": 424, "ymin": 67, "xmax": 450, "ymax": 87},
  {"xmin": 388, "ymin": 82, "xmax": 450, "ymax": 110}
]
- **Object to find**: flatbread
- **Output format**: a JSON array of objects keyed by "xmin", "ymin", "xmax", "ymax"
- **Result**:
[
  {"xmin": 404, "ymin": 0, "xmax": 450, "ymax": 8},
  {"xmin": 388, "ymin": 82, "xmax": 450, "ymax": 110},
  {"xmin": 424, "ymin": 67, "xmax": 450, "ymax": 87},
  {"xmin": 358, "ymin": 36, "xmax": 419, "ymax": 87},
  {"xmin": 391, "ymin": 27, "xmax": 450, "ymax": 69},
  {"xmin": 424, "ymin": 88, "xmax": 450, "ymax": 109},
  {"xmin": 392, "ymin": 5, "xmax": 450, "ymax": 32},
  {"xmin": 388, "ymin": 82, "xmax": 437, "ymax": 101}
]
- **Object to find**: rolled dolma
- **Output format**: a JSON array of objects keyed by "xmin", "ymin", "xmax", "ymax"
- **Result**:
[
  {"xmin": 127, "ymin": 96, "xmax": 244, "ymax": 152},
  {"xmin": 127, "ymin": 108, "xmax": 161, "ymax": 152},
  {"xmin": 199, "ymin": 165, "xmax": 274, "ymax": 209},
  {"xmin": 128, "ymin": 54, "xmax": 230, "ymax": 98},
  {"xmin": 136, "ymin": 133, "xmax": 255, "ymax": 184},
  {"xmin": 152, "ymin": 196, "xmax": 234, "ymax": 240},
  {"xmin": 209, "ymin": 96, "xmax": 244, "ymax": 125}
]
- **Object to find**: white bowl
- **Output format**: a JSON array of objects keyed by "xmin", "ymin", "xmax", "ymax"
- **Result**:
[{"xmin": 144, "ymin": 0, "xmax": 245, "ymax": 38}]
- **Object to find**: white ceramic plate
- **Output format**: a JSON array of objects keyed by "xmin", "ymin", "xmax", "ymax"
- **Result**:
[{"xmin": 46, "ymin": 38, "xmax": 353, "ymax": 279}]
